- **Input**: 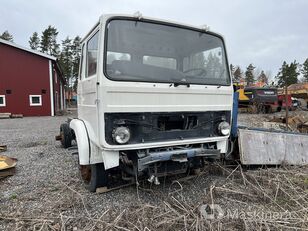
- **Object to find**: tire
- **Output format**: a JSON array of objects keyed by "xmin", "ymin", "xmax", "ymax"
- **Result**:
[
  {"xmin": 60, "ymin": 123, "xmax": 72, "ymax": 148},
  {"xmin": 80, "ymin": 163, "xmax": 108, "ymax": 192},
  {"xmin": 249, "ymin": 104, "xmax": 258, "ymax": 114}
]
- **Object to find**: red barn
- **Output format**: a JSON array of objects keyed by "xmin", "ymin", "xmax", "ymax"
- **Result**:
[{"xmin": 0, "ymin": 38, "xmax": 65, "ymax": 116}]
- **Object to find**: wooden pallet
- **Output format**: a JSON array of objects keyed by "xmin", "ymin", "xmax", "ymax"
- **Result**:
[
  {"xmin": 0, "ymin": 113, "xmax": 11, "ymax": 119},
  {"xmin": 0, "ymin": 145, "xmax": 7, "ymax": 152}
]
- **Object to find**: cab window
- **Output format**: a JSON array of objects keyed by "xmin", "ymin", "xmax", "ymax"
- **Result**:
[
  {"xmin": 86, "ymin": 31, "xmax": 99, "ymax": 77},
  {"xmin": 79, "ymin": 44, "xmax": 85, "ymax": 79}
]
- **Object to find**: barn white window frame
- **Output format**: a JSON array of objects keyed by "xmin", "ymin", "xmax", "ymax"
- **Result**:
[
  {"xmin": 29, "ymin": 95, "xmax": 42, "ymax": 106},
  {"xmin": 0, "ymin": 95, "xmax": 6, "ymax": 107}
]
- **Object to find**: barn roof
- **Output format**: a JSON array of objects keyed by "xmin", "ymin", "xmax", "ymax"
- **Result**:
[{"xmin": 0, "ymin": 38, "xmax": 57, "ymax": 61}]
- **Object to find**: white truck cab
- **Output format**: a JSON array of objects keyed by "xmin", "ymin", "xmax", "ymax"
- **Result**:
[{"xmin": 59, "ymin": 14, "xmax": 233, "ymax": 192}]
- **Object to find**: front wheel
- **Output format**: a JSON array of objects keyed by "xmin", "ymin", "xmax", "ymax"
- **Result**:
[
  {"xmin": 80, "ymin": 163, "xmax": 108, "ymax": 192},
  {"xmin": 60, "ymin": 123, "xmax": 72, "ymax": 148}
]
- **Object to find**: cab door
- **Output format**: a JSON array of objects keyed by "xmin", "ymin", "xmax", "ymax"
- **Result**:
[{"xmin": 78, "ymin": 29, "xmax": 100, "ymax": 139}]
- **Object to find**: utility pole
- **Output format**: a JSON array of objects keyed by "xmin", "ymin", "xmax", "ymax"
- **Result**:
[{"xmin": 285, "ymin": 83, "xmax": 289, "ymax": 131}]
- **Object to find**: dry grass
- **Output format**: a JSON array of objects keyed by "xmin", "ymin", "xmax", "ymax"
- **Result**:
[{"xmin": 1, "ymin": 164, "xmax": 307, "ymax": 231}]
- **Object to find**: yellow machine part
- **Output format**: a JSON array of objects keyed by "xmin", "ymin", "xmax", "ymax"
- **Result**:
[
  {"xmin": 237, "ymin": 88, "xmax": 250, "ymax": 101},
  {"xmin": 0, "ymin": 155, "xmax": 17, "ymax": 170}
]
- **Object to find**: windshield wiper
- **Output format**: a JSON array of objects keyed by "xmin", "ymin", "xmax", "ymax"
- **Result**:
[
  {"xmin": 173, "ymin": 82, "xmax": 190, "ymax": 87},
  {"xmin": 171, "ymin": 78, "xmax": 191, "ymax": 87}
]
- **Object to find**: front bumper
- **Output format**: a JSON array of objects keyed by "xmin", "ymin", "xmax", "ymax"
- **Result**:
[{"xmin": 137, "ymin": 146, "xmax": 221, "ymax": 171}]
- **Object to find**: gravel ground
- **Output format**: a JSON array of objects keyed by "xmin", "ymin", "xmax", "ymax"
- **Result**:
[
  {"xmin": 0, "ymin": 115, "xmax": 224, "ymax": 230},
  {"xmin": 0, "ymin": 111, "xmax": 307, "ymax": 230}
]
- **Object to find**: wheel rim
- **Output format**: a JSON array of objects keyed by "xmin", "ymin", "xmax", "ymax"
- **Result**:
[{"xmin": 80, "ymin": 165, "xmax": 91, "ymax": 184}]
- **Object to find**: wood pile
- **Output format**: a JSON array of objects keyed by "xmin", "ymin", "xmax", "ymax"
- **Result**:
[{"xmin": 0, "ymin": 113, "xmax": 23, "ymax": 119}]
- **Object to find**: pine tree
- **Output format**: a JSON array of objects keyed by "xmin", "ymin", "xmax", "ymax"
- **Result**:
[
  {"xmin": 233, "ymin": 66, "xmax": 242, "ymax": 83},
  {"xmin": 245, "ymin": 64, "xmax": 255, "ymax": 86},
  {"xmin": 276, "ymin": 61, "xmax": 288, "ymax": 87},
  {"xmin": 301, "ymin": 58, "xmax": 308, "ymax": 82},
  {"xmin": 71, "ymin": 36, "xmax": 81, "ymax": 91},
  {"xmin": 40, "ymin": 26, "xmax": 60, "ymax": 56},
  {"xmin": 230, "ymin": 64, "xmax": 235, "ymax": 75},
  {"xmin": 289, "ymin": 61, "xmax": 300, "ymax": 85},
  {"xmin": 275, "ymin": 61, "xmax": 300, "ymax": 87},
  {"xmin": 0, "ymin": 30, "xmax": 13, "ymax": 42},
  {"xmin": 59, "ymin": 37, "xmax": 73, "ymax": 90},
  {"xmin": 29, "ymin": 32, "xmax": 40, "ymax": 50},
  {"xmin": 40, "ymin": 27, "xmax": 51, "ymax": 53},
  {"xmin": 230, "ymin": 64, "xmax": 235, "ymax": 82},
  {"xmin": 257, "ymin": 70, "xmax": 268, "ymax": 85}
]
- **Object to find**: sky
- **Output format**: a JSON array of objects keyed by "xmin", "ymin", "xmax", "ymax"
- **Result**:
[{"xmin": 1, "ymin": 0, "xmax": 307, "ymax": 79}]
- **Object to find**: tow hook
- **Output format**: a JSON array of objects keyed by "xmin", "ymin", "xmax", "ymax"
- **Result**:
[{"xmin": 148, "ymin": 175, "xmax": 160, "ymax": 185}]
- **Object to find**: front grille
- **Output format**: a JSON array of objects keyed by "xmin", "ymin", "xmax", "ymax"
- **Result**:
[{"xmin": 104, "ymin": 111, "xmax": 231, "ymax": 145}]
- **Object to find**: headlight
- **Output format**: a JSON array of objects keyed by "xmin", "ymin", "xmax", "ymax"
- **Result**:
[
  {"xmin": 112, "ymin": 127, "xmax": 131, "ymax": 144},
  {"xmin": 218, "ymin": 121, "xmax": 230, "ymax": 136}
]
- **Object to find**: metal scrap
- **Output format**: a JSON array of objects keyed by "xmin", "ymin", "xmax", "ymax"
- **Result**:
[
  {"xmin": 0, "ymin": 155, "xmax": 17, "ymax": 178},
  {"xmin": 0, "ymin": 146, "xmax": 17, "ymax": 178},
  {"xmin": 238, "ymin": 128, "xmax": 308, "ymax": 165},
  {"xmin": 298, "ymin": 122, "xmax": 308, "ymax": 133},
  {"xmin": 269, "ymin": 115, "xmax": 308, "ymax": 132}
]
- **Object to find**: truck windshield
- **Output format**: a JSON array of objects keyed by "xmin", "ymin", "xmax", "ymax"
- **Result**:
[{"xmin": 105, "ymin": 19, "xmax": 230, "ymax": 86}]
